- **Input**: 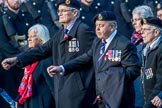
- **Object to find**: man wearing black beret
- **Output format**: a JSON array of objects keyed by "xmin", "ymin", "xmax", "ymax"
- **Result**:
[
  {"xmin": 45, "ymin": 11, "xmax": 140, "ymax": 108},
  {"xmin": 141, "ymin": 17, "xmax": 162, "ymax": 108},
  {"xmin": 1, "ymin": 0, "xmax": 97, "ymax": 108}
]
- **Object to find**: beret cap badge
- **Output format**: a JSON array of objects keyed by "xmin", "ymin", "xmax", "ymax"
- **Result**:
[
  {"xmin": 66, "ymin": 0, "xmax": 71, "ymax": 5},
  {"xmin": 157, "ymin": 3, "xmax": 161, "ymax": 9},
  {"xmin": 143, "ymin": 18, "xmax": 147, "ymax": 24},
  {"xmin": 98, "ymin": 14, "xmax": 103, "ymax": 20}
]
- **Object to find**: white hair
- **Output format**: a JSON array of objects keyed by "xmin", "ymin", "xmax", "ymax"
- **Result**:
[
  {"xmin": 28, "ymin": 24, "xmax": 50, "ymax": 43},
  {"xmin": 132, "ymin": 5, "xmax": 154, "ymax": 18}
]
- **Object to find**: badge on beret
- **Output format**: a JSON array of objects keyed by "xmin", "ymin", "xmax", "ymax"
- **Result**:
[
  {"xmin": 98, "ymin": 14, "xmax": 103, "ymax": 20},
  {"xmin": 66, "ymin": 0, "xmax": 70, "ymax": 5},
  {"xmin": 143, "ymin": 18, "xmax": 147, "ymax": 24},
  {"xmin": 157, "ymin": 3, "xmax": 161, "ymax": 9}
]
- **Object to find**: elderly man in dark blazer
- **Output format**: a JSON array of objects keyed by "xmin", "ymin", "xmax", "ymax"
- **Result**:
[
  {"xmin": 46, "ymin": 11, "xmax": 140, "ymax": 108},
  {"xmin": 140, "ymin": 17, "xmax": 162, "ymax": 108},
  {"xmin": 1, "ymin": 0, "xmax": 96, "ymax": 108}
]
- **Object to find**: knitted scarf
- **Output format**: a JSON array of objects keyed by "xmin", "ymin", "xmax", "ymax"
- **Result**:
[
  {"xmin": 131, "ymin": 31, "xmax": 143, "ymax": 45},
  {"xmin": 18, "ymin": 62, "xmax": 39, "ymax": 104}
]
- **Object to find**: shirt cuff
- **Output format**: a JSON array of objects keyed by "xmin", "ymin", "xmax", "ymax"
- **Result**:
[{"xmin": 59, "ymin": 65, "xmax": 65, "ymax": 75}]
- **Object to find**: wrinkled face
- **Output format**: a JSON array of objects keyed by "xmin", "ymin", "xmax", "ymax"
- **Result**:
[
  {"xmin": 80, "ymin": 0, "xmax": 94, "ymax": 6},
  {"xmin": 95, "ymin": 20, "xmax": 115, "ymax": 39},
  {"xmin": 6, "ymin": 0, "xmax": 21, "ymax": 10},
  {"xmin": 58, "ymin": 5, "xmax": 77, "ymax": 27},
  {"xmin": 157, "ymin": 9, "xmax": 162, "ymax": 21},
  {"xmin": 132, "ymin": 13, "xmax": 142, "ymax": 33},
  {"xmin": 28, "ymin": 29, "xmax": 42, "ymax": 48},
  {"xmin": 141, "ymin": 24, "xmax": 159, "ymax": 45}
]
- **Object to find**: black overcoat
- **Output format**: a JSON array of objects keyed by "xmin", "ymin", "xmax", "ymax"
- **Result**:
[{"xmin": 17, "ymin": 19, "xmax": 96, "ymax": 108}]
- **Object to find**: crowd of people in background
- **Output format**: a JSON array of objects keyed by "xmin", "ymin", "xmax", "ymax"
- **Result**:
[{"xmin": 0, "ymin": 0, "xmax": 162, "ymax": 108}]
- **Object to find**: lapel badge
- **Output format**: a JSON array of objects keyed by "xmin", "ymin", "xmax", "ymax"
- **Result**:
[
  {"xmin": 64, "ymin": 34, "xmax": 69, "ymax": 40},
  {"xmin": 66, "ymin": 0, "xmax": 70, "ymax": 5},
  {"xmin": 157, "ymin": 3, "xmax": 161, "ymax": 9},
  {"xmin": 98, "ymin": 14, "xmax": 103, "ymax": 20}
]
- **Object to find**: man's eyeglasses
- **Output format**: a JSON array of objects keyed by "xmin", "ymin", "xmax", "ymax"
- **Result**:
[
  {"xmin": 141, "ymin": 28, "xmax": 156, "ymax": 32},
  {"xmin": 57, "ymin": 9, "xmax": 74, "ymax": 14}
]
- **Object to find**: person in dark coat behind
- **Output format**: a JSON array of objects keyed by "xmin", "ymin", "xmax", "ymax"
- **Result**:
[
  {"xmin": 79, "ymin": 0, "xmax": 103, "ymax": 30},
  {"xmin": 0, "ymin": 0, "xmax": 35, "ymax": 107},
  {"xmin": 1, "ymin": 0, "xmax": 97, "ymax": 108},
  {"xmin": 14, "ymin": 24, "xmax": 55, "ymax": 108},
  {"xmin": 46, "ymin": 11, "xmax": 140, "ymax": 108},
  {"xmin": 23, "ymin": 0, "xmax": 60, "ymax": 37},
  {"xmin": 140, "ymin": 17, "xmax": 162, "ymax": 108}
]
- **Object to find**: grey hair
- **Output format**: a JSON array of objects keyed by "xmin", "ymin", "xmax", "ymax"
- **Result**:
[
  {"xmin": 28, "ymin": 24, "xmax": 50, "ymax": 43},
  {"xmin": 71, "ymin": 8, "xmax": 80, "ymax": 18},
  {"xmin": 132, "ymin": 5, "xmax": 154, "ymax": 18},
  {"xmin": 152, "ymin": 26, "xmax": 162, "ymax": 35},
  {"xmin": 109, "ymin": 21, "xmax": 118, "ymax": 29}
]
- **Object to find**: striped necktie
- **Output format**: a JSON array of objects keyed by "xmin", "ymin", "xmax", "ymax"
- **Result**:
[{"xmin": 97, "ymin": 40, "xmax": 107, "ymax": 66}]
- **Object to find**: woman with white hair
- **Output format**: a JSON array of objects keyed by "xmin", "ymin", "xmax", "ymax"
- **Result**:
[
  {"xmin": 131, "ymin": 5, "xmax": 154, "ymax": 108},
  {"xmin": 15, "ymin": 24, "xmax": 55, "ymax": 108}
]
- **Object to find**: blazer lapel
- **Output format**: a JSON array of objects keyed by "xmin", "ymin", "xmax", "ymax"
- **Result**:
[
  {"xmin": 59, "ymin": 29, "xmax": 68, "ymax": 63},
  {"xmin": 68, "ymin": 19, "xmax": 81, "ymax": 38}
]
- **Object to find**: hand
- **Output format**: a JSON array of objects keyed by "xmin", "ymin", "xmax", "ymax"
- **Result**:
[
  {"xmin": 47, "ymin": 65, "xmax": 62, "ymax": 77},
  {"xmin": 1, "ymin": 57, "xmax": 18, "ymax": 70},
  {"xmin": 151, "ymin": 96, "xmax": 162, "ymax": 107}
]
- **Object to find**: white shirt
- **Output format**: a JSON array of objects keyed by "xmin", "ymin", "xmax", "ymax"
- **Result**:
[{"xmin": 104, "ymin": 29, "xmax": 117, "ymax": 52}]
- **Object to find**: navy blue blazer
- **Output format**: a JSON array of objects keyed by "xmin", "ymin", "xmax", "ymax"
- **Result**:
[{"xmin": 63, "ymin": 33, "xmax": 140, "ymax": 108}]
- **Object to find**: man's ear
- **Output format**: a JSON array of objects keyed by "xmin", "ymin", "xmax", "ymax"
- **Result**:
[{"xmin": 154, "ymin": 29, "xmax": 161, "ymax": 37}]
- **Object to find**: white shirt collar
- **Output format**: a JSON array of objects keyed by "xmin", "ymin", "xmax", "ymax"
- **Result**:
[
  {"xmin": 103, "ymin": 30, "xmax": 117, "ymax": 51},
  {"xmin": 65, "ymin": 20, "xmax": 76, "ymax": 34}
]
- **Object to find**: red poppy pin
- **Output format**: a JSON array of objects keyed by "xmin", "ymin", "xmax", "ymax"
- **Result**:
[{"xmin": 64, "ymin": 34, "xmax": 69, "ymax": 40}]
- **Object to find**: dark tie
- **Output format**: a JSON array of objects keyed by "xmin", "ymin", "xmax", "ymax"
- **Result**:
[
  {"xmin": 97, "ymin": 40, "xmax": 107, "ymax": 66},
  {"xmin": 64, "ymin": 29, "xmax": 68, "ymax": 34},
  {"xmin": 64, "ymin": 29, "xmax": 69, "ymax": 40}
]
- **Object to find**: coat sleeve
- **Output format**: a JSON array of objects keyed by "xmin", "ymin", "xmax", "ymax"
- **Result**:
[
  {"xmin": 17, "ymin": 37, "xmax": 54, "ymax": 67},
  {"xmin": 63, "ymin": 40, "xmax": 95, "ymax": 75}
]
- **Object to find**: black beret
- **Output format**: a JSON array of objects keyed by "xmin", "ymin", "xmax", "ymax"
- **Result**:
[
  {"xmin": 93, "ymin": 11, "xmax": 116, "ymax": 23},
  {"xmin": 141, "ymin": 17, "xmax": 162, "ymax": 28},
  {"xmin": 156, "ymin": 2, "xmax": 162, "ymax": 11},
  {"xmin": 57, "ymin": 0, "xmax": 80, "ymax": 10}
]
